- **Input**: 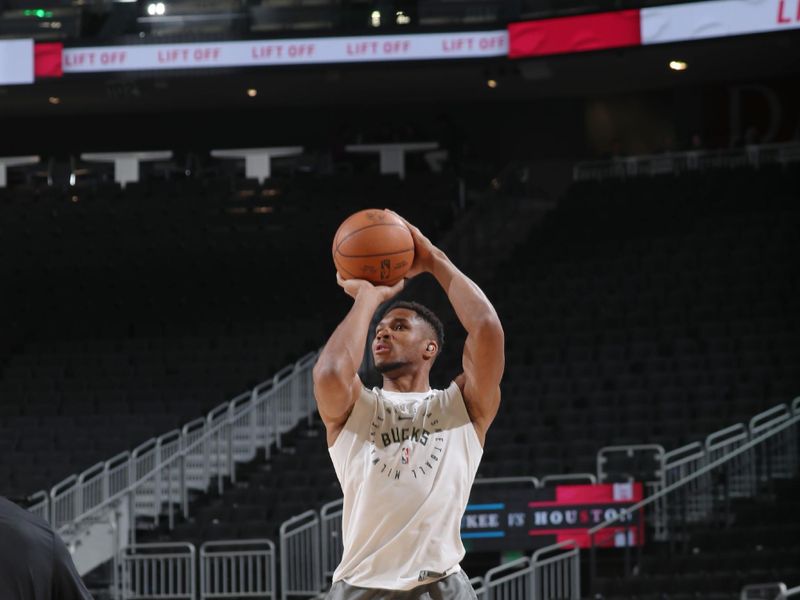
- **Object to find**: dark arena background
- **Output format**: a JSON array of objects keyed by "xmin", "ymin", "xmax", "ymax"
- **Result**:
[{"xmin": 1, "ymin": 0, "xmax": 800, "ymax": 598}]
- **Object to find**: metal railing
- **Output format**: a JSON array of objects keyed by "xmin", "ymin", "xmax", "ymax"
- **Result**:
[
  {"xmin": 309, "ymin": 472, "xmax": 595, "ymax": 595},
  {"xmin": 200, "ymin": 540, "xmax": 277, "ymax": 600},
  {"xmin": 485, "ymin": 557, "xmax": 532, "ymax": 600},
  {"xmin": 597, "ymin": 444, "xmax": 665, "ymax": 486},
  {"xmin": 471, "ymin": 576, "xmax": 487, "ymax": 600},
  {"xmin": 32, "ymin": 350, "xmax": 318, "ymax": 576},
  {"xmin": 106, "ymin": 385, "xmax": 799, "ymax": 600},
  {"xmin": 270, "ymin": 398, "xmax": 798, "ymax": 600},
  {"xmin": 540, "ymin": 473, "xmax": 596, "ymax": 486},
  {"xmin": 319, "ymin": 499, "xmax": 343, "ymax": 584},
  {"xmin": 109, "ymin": 396, "xmax": 797, "ymax": 600},
  {"xmin": 573, "ymin": 141, "xmax": 800, "ymax": 181},
  {"xmin": 585, "ymin": 399, "xmax": 800, "ymax": 593},
  {"xmin": 279, "ymin": 510, "xmax": 322, "ymax": 600},
  {"xmin": 117, "ymin": 540, "xmax": 277, "ymax": 600},
  {"xmin": 742, "ymin": 583, "xmax": 791, "ymax": 600},
  {"xmin": 531, "ymin": 541, "xmax": 580, "ymax": 600},
  {"xmin": 27, "ymin": 490, "xmax": 49, "ymax": 524},
  {"xmin": 474, "ymin": 474, "xmax": 597, "ymax": 488},
  {"xmin": 480, "ymin": 540, "xmax": 580, "ymax": 600},
  {"xmin": 456, "ymin": 399, "xmax": 800, "ymax": 600},
  {"xmin": 475, "ymin": 476, "xmax": 540, "ymax": 488},
  {"xmin": 118, "ymin": 542, "xmax": 196, "ymax": 600}
]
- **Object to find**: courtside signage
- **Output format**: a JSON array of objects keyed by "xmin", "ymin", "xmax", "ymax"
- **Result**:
[
  {"xmin": 508, "ymin": 10, "xmax": 641, "ymax": 58},
  {"xmin": 31, "ymin": 0, "xmax": 800, "ymax": 77},
  {"xmin": 510, "ymin": 0, "xmax": 800, "ymax": 58},
  {"xmin": 60, "ymin": 31, "xmax": 508, "ymax": 73},
  {"xmin": 0, "ymin": 39, "xmax": 34, "ymax": 85},
  {"xmin": 462, "ymin": 482, "xmax": 645, "ymax": 551},
  {"xmin": 641, "ymin": 0, "xmax": 800, "ymax": 44}
]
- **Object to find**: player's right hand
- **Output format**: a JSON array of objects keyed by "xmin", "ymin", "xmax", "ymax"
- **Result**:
[
  {"xmin": 383, "ymin": 209, "xmax": 438, "ymax": 279},
  {"xmin": 336, "ymin": 272, "xmax": 404, "ymax": 303}
]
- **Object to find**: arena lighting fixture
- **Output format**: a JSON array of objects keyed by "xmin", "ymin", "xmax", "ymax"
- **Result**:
[
  {"xmin": 247, "ymin": 88, "xmax": 257, "ymax": 97},
  {"xmin": 370, "ymin": 10, "xmax": 381, "ymax": 27},
  {"xmin": 669, "ymin": 60, "xmax": 688, "ymax": 71},
  {"xmin": 487, "ymin": 79, "xmax": 498, "ymax": 88},
  {"xmin": 24, "ymin": 8, "xmax": 53, "ymax": 18},
  {"xmin": 146, "ymin": 2, "xmax": 165, "ymax": 15},
  {"xmin": 48, "ymin": 96, "xmax": 61, "ymax": 104},
  {"xmin": 396, "ymin": 11, "xmax": 410, "ymax": 25}
]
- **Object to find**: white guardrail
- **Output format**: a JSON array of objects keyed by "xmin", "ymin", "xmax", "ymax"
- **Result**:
[
  {"xmin": 200, "ymin": 539, "xmax": 277, "ymax": 600},
  {"xmin": 31, "ymin": 354, "xmax": 796, "ymax": 600},
  {"xmin": 597, "ymin": 398, "xmax": 800, "ymax": 542},
  {"xmin": 573, "ymin": 141, "xmax": 800, "ymax": 181},
  {"xmin": 586, "ymin": 398, "xmax": 800, "ymax": 592},
  {"xmin": 465, "ymin": 398, "xmax": 800, "ymax": 600},
  {"xmin": 117, "ymin": 542, "xmax": 196, "ymax": 600},
  {"xmin": 26, "ymin": 351, "xmax": 319, "ymax": 553},
  {"xmin": 280, "ymin": 510, "xmax": 322, "ymax": 600},
  {"xmin": 111, "ymin": 395, "xmax": 797, "ymax": 600},
  {"xmin": 290, "ymin": 399, "xmax": 800, "ymax": 600}
]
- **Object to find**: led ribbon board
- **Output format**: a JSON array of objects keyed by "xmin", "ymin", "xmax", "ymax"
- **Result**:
[
  {"xmin": 461, "ymin": 483, "xmax": 645, "ymax": 551},
  {"xmin": 509, "ymin": 0, "xmax": 800, "ymax": 58},
  {"xmin": 59, "ymin": 31, "xmax": 508, "ymax": 74}
]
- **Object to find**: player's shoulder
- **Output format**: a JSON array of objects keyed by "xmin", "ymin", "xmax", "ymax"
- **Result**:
[
  {"xmin": 431, "ymin": 379, "xmax": 465, "ymax": 406},
  {"xmin": 359, "ymin": 384, "xmax": 382, "ymax": 406}
]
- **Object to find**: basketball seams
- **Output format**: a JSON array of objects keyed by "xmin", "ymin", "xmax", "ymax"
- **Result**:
[
  {"xmin": 333, "ymin": 257, "xmax": 361, "ymax": 280},
  {"xmin": 334, "ymin": 222, "xmax": 411, "ymax": 254},
  {"xmin": 336, "ymin": 248, "xmax": 414, "ymax": 259}
]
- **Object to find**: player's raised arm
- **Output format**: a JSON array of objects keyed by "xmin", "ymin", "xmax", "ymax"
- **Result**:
[
  {"xmin": 388, "ymin": 211, "xmax": 504, "ymax": 446},
  {"xmin": 313, "ymin": 274, "xmax": 404, "ymax": 446}
]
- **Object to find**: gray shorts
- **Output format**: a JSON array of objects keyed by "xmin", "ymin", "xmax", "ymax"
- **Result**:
[{"xmin": 325, "ymin": 570, "xmax": 478, "ymax": 600}]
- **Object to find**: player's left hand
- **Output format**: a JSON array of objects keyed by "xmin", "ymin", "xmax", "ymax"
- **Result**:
[
  {"xmin": 384, "ymin": 209, "xmax": 438, "ymax": 278},
  {"xmin": 336, "ymin": 272, "xmax": 404, "ymax": 303}
]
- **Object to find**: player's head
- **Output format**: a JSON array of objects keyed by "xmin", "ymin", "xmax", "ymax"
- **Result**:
[{"xmin": 372, "ymin": 301, "xmax": 444, "ymax": 376}]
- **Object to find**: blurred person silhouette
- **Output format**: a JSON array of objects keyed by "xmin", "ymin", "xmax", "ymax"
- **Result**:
[{"xmin": 0, "ymin": 496, "xmax": 93, "ymax": 599}]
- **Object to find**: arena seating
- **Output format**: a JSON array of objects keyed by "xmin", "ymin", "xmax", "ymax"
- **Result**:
[
  {"xmin": 133, "ymin": 162, "xmax": 799, "ymax": 577},
  {"xmin": 0, "ymin": 169, "xmax": 461, "ymax": 500},
  {"xmin": 3, "ymin": 157, "xmax": 798, "ymax": 597},
  {"xmin": 481, "ymin": 164, "xmax": 800, "ymax": 477}
]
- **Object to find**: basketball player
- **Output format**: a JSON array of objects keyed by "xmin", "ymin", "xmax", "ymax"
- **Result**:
[
  {"xmin": 0, "ymin": 495, "xmax": 93, "ymax": 599},
  {"xmin": 314, "ymin": 210, "xmax": 504, "ymax": 599}
]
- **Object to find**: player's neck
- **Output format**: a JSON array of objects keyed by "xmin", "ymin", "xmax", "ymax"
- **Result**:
[{"xmin": 381, "ymin": 372, "xmax": 430, "ymax": 393}]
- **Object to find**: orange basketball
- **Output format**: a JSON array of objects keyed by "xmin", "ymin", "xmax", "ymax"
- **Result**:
[{"xmin": 333, "ymin": 209, "xmax": 414, "ymax": 286}]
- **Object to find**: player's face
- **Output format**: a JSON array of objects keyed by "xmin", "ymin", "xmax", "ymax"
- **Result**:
[{"xmin": 372, "ymin": 308, "xmax": 431, "ymax": 373}]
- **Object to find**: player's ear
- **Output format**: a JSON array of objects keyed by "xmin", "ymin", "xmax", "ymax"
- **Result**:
[{"xmin": 423, "ymin": 340, "xmax": 438, "ymax": 359}]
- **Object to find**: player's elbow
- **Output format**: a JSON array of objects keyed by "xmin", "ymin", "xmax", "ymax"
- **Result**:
[
  {"xmin": 312, "ymin": 358, "xmax": 351, "ymax": 389},
  {"xmin": 312, "ymin": 360, "xmax": 338, "ymax": 385},
  {"xmin": 474, "ymin": 314, "xmax": 504, "ymax": 346}
]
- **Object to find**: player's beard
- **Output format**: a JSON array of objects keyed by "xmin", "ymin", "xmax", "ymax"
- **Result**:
[{"xmin": 375, "ymin": 360, "xmax": 410, "ymax": 374}]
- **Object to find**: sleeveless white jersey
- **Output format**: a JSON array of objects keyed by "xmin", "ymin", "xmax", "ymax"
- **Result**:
[{"xmin": 328, "ymin": 381, "xmax": 483, "ymax": 590}]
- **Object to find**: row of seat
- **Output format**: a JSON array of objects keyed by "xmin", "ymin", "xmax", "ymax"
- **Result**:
[{"xmin": 0, "ymin": 171, "xmax": 461, "ymax": 499}]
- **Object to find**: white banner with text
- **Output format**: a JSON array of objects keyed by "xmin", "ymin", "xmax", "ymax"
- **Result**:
[
  {"xmin": 61, "ymin": 31, "xmax": 508, "ymax": 73},
  {"xmin": 641, "ymin": 0, "xmax": 800, "ymax": 44}
]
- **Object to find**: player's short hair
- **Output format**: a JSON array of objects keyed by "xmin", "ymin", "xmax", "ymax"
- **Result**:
[{"xmin": 381, "ymin": 300, "xmax": 445, "ymax": 352}]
